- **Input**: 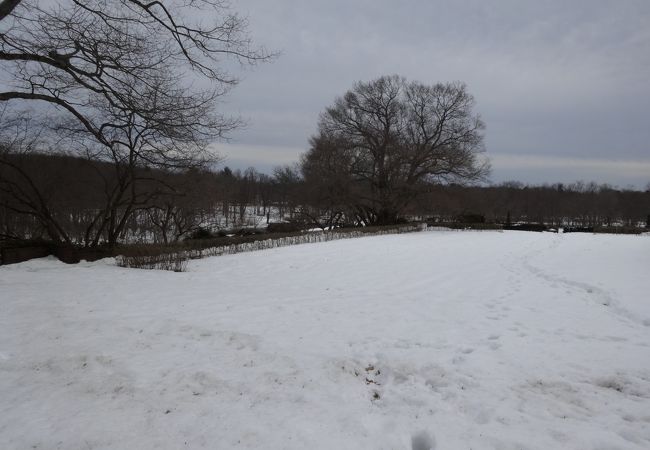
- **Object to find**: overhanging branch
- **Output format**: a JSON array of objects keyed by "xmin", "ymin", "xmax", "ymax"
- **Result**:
[{"xmin": 0, "ymin": 0, "xmax": 21, "ymax": 21}]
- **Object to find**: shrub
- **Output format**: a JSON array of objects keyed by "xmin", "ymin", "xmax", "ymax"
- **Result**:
[
  {"xmin": 116, "ymin": 251, "xmax": 188, "ymax": 272},
  {"xmin": 456, "ymin": 213, "xmax": 486, "ymax": 224},
  {"xmin": 115, "ymin": 223, "xmax": 427, "ymax": 271},
  {"xmin": 503, "ymin": 223, "xmax": 547, "ymax": 232},
  {"xmin": 267, "ymin": 221, "xmax": 306, "ymax": 233},
  {"xmin": 188, "ymin": 227, "xmax": 215, "ymax": 240}
]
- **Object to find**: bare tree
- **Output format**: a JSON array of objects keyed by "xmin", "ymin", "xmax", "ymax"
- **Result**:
[
  {"xmin": 273, "ymin": 164, "xmax": 302, "ymax": 221},
  {"xmin": 0, "ymin": 0, "xmax": 272, "ymax": 247},
  {"xmin": 303, "ymin": 75, "xmax": 489, "ymax": 225},
  {"xmin": 0, "ymin": 0, "xmax": 270, "ymax": 134}
]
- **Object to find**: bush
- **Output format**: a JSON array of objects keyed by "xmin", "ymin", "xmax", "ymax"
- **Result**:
[
  {"xmin": 116, "ymin": 251, "xmax": 188, "ymax": 272},
  {"xmin": 503, "ymin": 223, "xmax": 547, "ymax": 232},
  {"xmin": 231, "ymin": 228, "xmax": 267, "ymax": 237},
  {"xmin": 188, "ymin": 227, "xmax": 215, "ymax": 240},
  {"xmin": 592, "ymin": 226, "xmax": 643, "ymax": 235},
  {"xmin": 563, "ymin": 226, "xmax": 594, "ymax": 233},
  {"xmin": 456, "ymin": 213, "xmax": 486, "ymax": 224},
  {"xmin": 427, "ymin": 222, "xmax": 502, "ymax": 231},
  {"xmin": 115, "ymin": 223, "xmax": 427, "ymax": 271},
  {"xmin": 267, "ymin": 221, "xmax": 306, "ymax": 233}
]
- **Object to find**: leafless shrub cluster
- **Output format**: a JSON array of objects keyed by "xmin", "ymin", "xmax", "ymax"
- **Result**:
[
  {"xmin": 116, "ymin": 251, "xmax": 188, "ymax": 272},
  {"xmin": 116, "ymin": 223, "xmax": 425, "ymax": 271},
  {"xmin": 190, "ymin": 223, "xmax": 425, "ymax": 258}
]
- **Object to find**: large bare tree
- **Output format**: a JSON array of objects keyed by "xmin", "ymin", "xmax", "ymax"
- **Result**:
[
  {"xmin": 0, "ymin": 0, "xmax": 269, "ymax": 135},
  {"xmin": 0, "ymin": 0, "xmax": 272, "ymax": 247},
  {"xmin": 303, "ymin": 75, "xmax": 489, "ymax": 225}
]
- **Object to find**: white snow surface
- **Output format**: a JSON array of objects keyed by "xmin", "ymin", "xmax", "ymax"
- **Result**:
[{"xmin": 1, "ymin": 231, "xmax": 649, "ymax": 449}]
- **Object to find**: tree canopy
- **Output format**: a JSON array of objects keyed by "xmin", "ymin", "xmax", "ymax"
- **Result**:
[{"xmin": 302, "ymin": 75, "xmax": 490, "ymax": 225}]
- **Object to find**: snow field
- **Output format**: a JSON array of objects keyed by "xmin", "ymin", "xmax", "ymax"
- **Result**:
[{"xmin": 1, "ymin": 231, "xmax": 649, "ymax": 449}]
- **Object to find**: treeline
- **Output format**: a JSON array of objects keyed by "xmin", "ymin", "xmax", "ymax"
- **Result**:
[
  {"xmin": 2, "ymin": 151, "xmax": 648, "ymax": 249},
  {"xmin": 0, "ymin": 151, "xmax": 296, "ymax": 246},
  {"xmin": 415, "ymin": 182, "xmax": 649, "ymax": 228}
]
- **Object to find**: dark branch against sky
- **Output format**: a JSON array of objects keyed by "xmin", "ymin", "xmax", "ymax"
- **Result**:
[{"xmin": 216, "ymin": 0, "xmax": 649, "ymax": 188}]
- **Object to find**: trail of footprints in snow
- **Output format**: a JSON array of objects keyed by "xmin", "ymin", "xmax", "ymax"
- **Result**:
[{"xmin": 521, "ymin": 253, "xmax": 650, "ymax": 327}]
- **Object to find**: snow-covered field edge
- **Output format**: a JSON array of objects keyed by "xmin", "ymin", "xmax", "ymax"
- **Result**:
[{"xmin": 116, "ymin": 223, "xmax": 428, "ymax": 270}]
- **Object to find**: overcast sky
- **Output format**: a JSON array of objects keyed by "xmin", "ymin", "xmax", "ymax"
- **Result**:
[{"xmin": 214, "ymin": 0, "xmax": 650, "ymax": 188}]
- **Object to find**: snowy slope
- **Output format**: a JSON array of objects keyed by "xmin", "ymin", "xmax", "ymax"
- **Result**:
[{"xmin": 1, "ymin": 231, "xmax": 649, "ymax": 449}]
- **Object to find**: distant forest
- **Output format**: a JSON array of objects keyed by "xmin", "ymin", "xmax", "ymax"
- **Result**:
[{"xmin": 1, "ymin": 151, "xmax": 648, "ymax": 248}]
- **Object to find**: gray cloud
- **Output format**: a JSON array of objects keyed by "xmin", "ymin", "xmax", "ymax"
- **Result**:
[{"xmin": 219, "ymin": 0, "xmax": 649, "ymax": 187}]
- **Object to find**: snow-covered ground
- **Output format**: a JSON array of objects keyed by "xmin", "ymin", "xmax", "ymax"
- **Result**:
[{"xmin": 1, "ymin": 231, "xmax": 649, "ymax": 449}]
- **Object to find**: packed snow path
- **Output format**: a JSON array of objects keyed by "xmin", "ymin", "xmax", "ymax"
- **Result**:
[{"xmin": 1, "ymin": 231, "xmax": 649, "ymax": 449}]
